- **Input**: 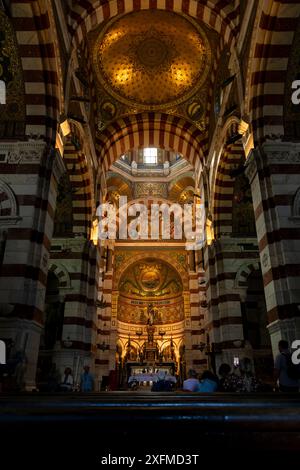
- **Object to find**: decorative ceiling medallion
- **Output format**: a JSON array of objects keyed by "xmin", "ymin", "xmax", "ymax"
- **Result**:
[
  {"xmin": 93, "ymin": 10, "xmax": 212, "ymax": 110},
  {"xmin": 130, "ymin": 29, "xmax": 177, "ymax": 72}
]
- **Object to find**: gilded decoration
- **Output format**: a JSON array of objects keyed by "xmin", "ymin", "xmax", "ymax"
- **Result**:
[
  {"xmin": 117, "ymin": 258, "xmax": 184, "ymax": 325},
  {"xmin": 119, "ymin": 258, "xmax": 182, "ymax": 298},
  {"xmin": 0, "ymin": 10, "xmax": 25, "ymax": 138},
  {"xmin": 93, "ymin": 10, "xmax": 212, "ymax": 111},
  {"xmin": 118, "ymin": 296, "xmax": 184, "ymax": 325},
  {"xmin": 134, "ymin": 183, "xmax": 168, "ymax": 199},
  {"xmin": 114, "ymin": 249, "xmax": 189, "ymax": 290}
]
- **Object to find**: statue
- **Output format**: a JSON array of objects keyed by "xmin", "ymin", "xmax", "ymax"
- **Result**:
[{"xmin": 147, "ymin": 303, "xmax": 156, "ymax": 326}]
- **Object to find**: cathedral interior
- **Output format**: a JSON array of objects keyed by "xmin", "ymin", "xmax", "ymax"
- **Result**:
[{"xmin": 0, "ymin": 0, "xmax": 300, "ymax": 460}]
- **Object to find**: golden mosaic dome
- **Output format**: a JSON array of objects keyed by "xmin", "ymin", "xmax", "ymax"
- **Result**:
[{"xmin": 93, "ymin": 10, "xmax": 211, "ymax": 110}]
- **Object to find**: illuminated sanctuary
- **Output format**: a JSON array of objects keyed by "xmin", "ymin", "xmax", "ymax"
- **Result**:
[{"xmin": 0, "ymin": 0, "xmax": 300, "ymax": 392}]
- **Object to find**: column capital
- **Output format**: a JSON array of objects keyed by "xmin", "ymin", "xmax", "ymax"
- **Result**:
[
  {"xmin": 260, "ymin": 141, "xmax": 300, "ymax": 165},
  {"xmin": 245, "ymin": 141, "xmax": 300, "ymax": 184},
  {"xmin": 0, "ymin": 140, "xmax": 47, "ymax": 164}
]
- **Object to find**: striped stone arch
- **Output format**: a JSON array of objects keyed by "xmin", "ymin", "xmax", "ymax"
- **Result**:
[
  {"xmin": 48, "ymin": 263, "xmax": 71, "ymax": 289},
  {"xmin": 63, "ymin": 140, "xmax": 94, "ymax": 237},
  {"xmin": 245, "ymin": 1, "xmax": 300, "ymax": 145},
  {"xmin": 212, "ymin": 119, "xmax": 245, "ymax": 238},
  {"xmin": 10, "ymin": 0, "xmax": 64, "ymax": 143},
  {"xmin": 75, "ymin": 3, "xmax": 223, "ymax": 157},
  {"xmin": 234, "ymin": 261, "xmax": 261, "ymax": 289},
  {"xmin": 0, "ymin": 180, "xmax": 18, "ymax": 219},
  {"xmin": 97, "ymin": 113, "xmax": 205, "ymax": 173},
  {"xmin": 68, "ymin": 0, "xmax": 240, "ymax": 51}
]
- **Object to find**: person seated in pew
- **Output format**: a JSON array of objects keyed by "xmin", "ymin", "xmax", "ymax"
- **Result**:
[
  {"xmin": 183, "ymin": 369, "xmax": 201, "ymax": 392},
  {"xmin": 198, "ymin": 370, "xmax": 219, "ymax": 392}
]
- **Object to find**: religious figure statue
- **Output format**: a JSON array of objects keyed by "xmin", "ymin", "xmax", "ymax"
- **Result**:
[{"xmin": 147, "ymin": 303, "xmax": 155, "ymax": 325}]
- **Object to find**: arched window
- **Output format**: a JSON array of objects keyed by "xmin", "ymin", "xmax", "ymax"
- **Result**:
[{"xmin": 143, "ymin": 148, "xmax": 157, "ymax": 164}]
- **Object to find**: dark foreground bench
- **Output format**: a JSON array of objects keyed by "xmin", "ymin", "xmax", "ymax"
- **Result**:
[{"xmin": 0, "ymin": 392, "xmax": 299, "ymax": 466}]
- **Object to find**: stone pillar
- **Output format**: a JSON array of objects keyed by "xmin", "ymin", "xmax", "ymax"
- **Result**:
[
  {"xmin": 183, "ymin": 291, "xmax": 193, "ymax": 373},
  {"xmin": 0, "ymin": 142, "xmax": 65, "ymax": 389},
  {"xmin": 204, "ymin": 237, "xmax": 260, "ymax": 371},
  {"xmin": 245, "ymin": 142, "xmax": 300, "ymax": 355}
]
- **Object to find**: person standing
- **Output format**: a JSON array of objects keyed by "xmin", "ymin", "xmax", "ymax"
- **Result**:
[
  {"xmin": 60, "ymin": 367, "xmax": 74, "ymax": 392},
  {"xmin": 274, "ymin": 340, "xmax": 299, "ymax": 392},
  {"xmin": 80, "ymin": 365, "xmax": 94, "ymax": 392}
]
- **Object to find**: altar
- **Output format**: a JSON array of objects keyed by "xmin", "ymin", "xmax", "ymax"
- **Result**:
[
  {"xmin": 128, "ymin": 371, "xmax": 177, "ymax": 387},
  {"xmin": 122, "ymin": 304, "xmax": 179, "ymax": 389}
]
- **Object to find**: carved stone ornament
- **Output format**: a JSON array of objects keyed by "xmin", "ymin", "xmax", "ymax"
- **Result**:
[
  {"xmin": 267, "ymin": 151, "xmax": 300, "ymax": 164},
  {"xmin": 0, "ymin": 141, "xmax": 46, "ymax": 164}
]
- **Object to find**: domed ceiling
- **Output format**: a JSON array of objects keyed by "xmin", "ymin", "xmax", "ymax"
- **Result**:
[{"xmin": 91, "ymin": 10, "xmax": 213, "ymax": 125}]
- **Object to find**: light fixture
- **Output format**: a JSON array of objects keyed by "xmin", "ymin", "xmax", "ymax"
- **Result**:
[{"xmin": 59, "ymin": 113, "xmax": 71, "ymax": 137}]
